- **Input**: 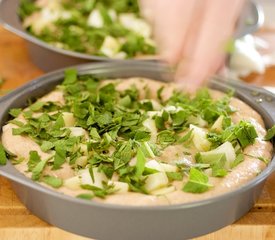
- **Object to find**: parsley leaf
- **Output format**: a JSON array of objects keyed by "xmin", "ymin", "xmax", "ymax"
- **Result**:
[
  {"xmin": 53, "ymin": 144, "xmax": 66, "ymax": 170},
  {"xmin": 32, "ymin": 159, "xmax": 47, "ymax": 180},
  {"xmin": 171, "ymin": 110, "xmax": 188, "ymax": 127},
  {"xmin": 28, "ymin": 151, "xmax": 41, "ymax": 171},
  {"xmin": 182, "ymin": 168, "xmax": 213, "ymax": 193},
  {"xmin": 155, "ymin": 116, "xmax": 165, "ymax": 130},
  {"xmin": 63, "ymin": 69, "xmax": 77, "ymax": 85},
  {"xmin": 264, "ymin": 125, "xmax": 275, "ymax": 141},
  {"xmin": 166, "ymin": 172, "xmax": 183, "ymax": 181},
  {"xmin": 135, "ymin": 148, "xmax": 146, "ymax": 177},
  {"xmin": 81, "ymin": 184, "xmax": 114, "ymax": 198},
  {"xmin": 9, "ymin": 108, "xmax": 22, "ymax": 118},
  {"xmin": 157, "ymin": 130, "xmax": 176, "ymax": 147},
  {"xmin": 177, "ymin": 130, "xmax": 193, "ymax": 143},
  {"xmin": 114, "ymin": 140, "xmax": 134, "ymax": 169},
  {"xmin": 40, "ymin": 141, "xmax": 55, "ymax": 152},
  {"xmin": 30, "ymin": 101, "xmax": 45, "ymax": 111},
  {"xmin": 0, "ymin": 143, "xmax": 7, "ymax": 165},
  {"xmin": 234, "ymin": 121, "xmax": 258, "ymax": 148},
  {"xmin": 42, "ymin": 175, "xmax": 63, "ymax": 188},
  {"xmin": 77, "ymin": 193, "xmax": 94, "ymax": 200},
  {"xmin": 53, "ymin": 114, "xmax": 65, "ymax": 130}
]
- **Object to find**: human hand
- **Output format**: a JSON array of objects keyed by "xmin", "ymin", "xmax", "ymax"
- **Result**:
[{"xmin": 140, "ymin": 0, "xmax": 245, "ymax": 91}]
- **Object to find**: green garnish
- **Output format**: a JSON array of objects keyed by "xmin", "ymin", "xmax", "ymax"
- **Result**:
[
  {"xmin": 32, "ymin": 159, "xmax": 47, "ymax": 180},
  {"xmin": 64, "ymin": 69, "xmax": 78, "ymax": 85},
  {"xmin": 222, "ymin": 121, "xmax": 258, "ymax": 148},
  {"xmin": 9, "ymin": 108, "xmax": 22, "ymax": 118},
  {"xmin": 135, "ymin": 148, "xmax": 146, "ymax": 177},
  {"xmin": 53, "ymin": 144, "xmax": 66, "ymax": 170},
  {"xmin": 196, "ymin": 152, "xmax": 227, "ymax": 178},
  {"xmin": 264, "ymin": 125, "xmax": 275, "ymax": 141},
  {"xmin": 81, "ymin": 184, "xmax": 115, "ymax": 198},
  {"xmin": 157, "ymin": 130, "xmax": 176, "ymax": 147},
  {"xmin": 0, "ymin": 143, "xmax": 7, "ymax": 165},
  {"xmin": 166, "ymin": 172, "xmax": 183, "ymax": 181},
  {"xmin": 28, "ymin": 151, "xmax": 41, "ymax": 171},
  {"xmin": 42, "ymin": 175, "xmax": 63, "ymax": 188},
  {"xmin": 182, "ymin": 168, "xmax": 213, "ymax": 193},
  {"xmin": 30, "ymin": 101, "xmax": 45, "ymax": 112},
  {"xmin": 40, "ymin": 141, "xmax": 55, "ymax": 152},
  {"xmin": 77, "ymin": 193, "xmax": 94, "ymax": 200},
  {"xmin": 177, "ymin": 130, "xmax": 193, "ymax": 143}
]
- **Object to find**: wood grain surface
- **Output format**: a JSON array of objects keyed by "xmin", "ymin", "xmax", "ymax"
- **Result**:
[{"xmin": 1, "ymin": 26, "xmax": 275, "ymax": 240}]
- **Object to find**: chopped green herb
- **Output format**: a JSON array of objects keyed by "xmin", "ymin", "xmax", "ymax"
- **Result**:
[
  {"xmin": 77, "ymin": 193, "xmax": 94, "ymax": 200},
  {"xmin": 18, "ymin": 0, "xmax": 40, "ymax": 19},
  {"xmin": 139, "ymin": 142, "xmax": 156, "ymax": 158},
  {"xmin": 40, "ymin": 141, "xmax": 55, "ymax": 152},
  {"xmin": 0, "ymin": 143, "xmax": 7, "ymax": 165},
  {"xmin": 81, "ymin": 184, "xmax": 114, "ymax": 198},
  {"xmin": 63, "ymin": 69, "xmax": 78, "ymax": 85},
  {"xmin": 114, "ymin": 140, "xmax": 134, "ymax": 169},
  {"xmin": 222, "ymin": 121, "xmax": 258, "ymax": 148},
  {"xmin": 212, "ymin": 166, "xmax": 227, "ymax": 177},
  {"xmin": 9, "ymin": 119, "xmax": 25, "ymax": 127},
  {"xmin": 42, "ymin": 175, "xmax": 63, "ymax": 188},
  {"xmin": 53, "ymin": 145, "xmax": 66, "ymax": 170},
  {"xmin": 166, "ymin": 172, "xmax": 183, "ymax": 181},
  {"xmin": 30, "ymin": 101, "xmax": 45, "ymax": 111},
  {"xmin": 53, "ymin": 114, "xmax": 65, "ymax": 130},
  {"xmin": 9, "ymin": 108, "xmax": 22, "ymax": 118},
  {"xmin": 171, "ymin": 110, "xmax": 187, "ymax": 126},
  {"xmin": 177, "ymin": 130, "xmax": 193, "ymax": 143},
  {"xmin": 32, "ymin": 159, "xmax": 47, "ymax": 180},
  {"xmin": 28, "ymin": 151, "xmax": 41, "ymax": 171},
  {"xmin": 234, "ymin": 121, "xmax": 258, "ymax": 148},
  {"xmin": 157, "ymin": 130, "xmax": 176, "ymax": 147},
  {"xmin": 264, "ymin": 125, "xmax": 275, "ymax": 141},
  {"xmin": 196, "ymin": 152, "xmax": 227, "ymax": 177},
  {"xmin": 182, "ymin": 168, "xmax": 213, "ymax": 193},
  {"xmin": 155, "ymin": 116, "xmax": 165, "ymax": 130},
  {"xmin": 90, "ymin": 127, "xmax": 101, "ymax": 141},
  {"xmin": 134, "ymin": 131, "xmax": 150, "ymax": 141},
  {"xmin": 119, "ymin": 95, "xmax": 132, "ymax": 108},
  {"xmin": 135, "ymin": 148, "xmax": 146, "ymax": 177}
]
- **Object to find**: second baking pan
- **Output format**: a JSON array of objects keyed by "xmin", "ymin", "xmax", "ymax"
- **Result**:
[{"xmin": 0, "ymin": 0, "xmax": 264, "ymax": 72}]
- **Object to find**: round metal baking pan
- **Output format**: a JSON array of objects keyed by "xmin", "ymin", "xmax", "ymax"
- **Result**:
[
  {"xmin": 0, "ymin": 61, "xmax": 274, "ymax": 240},
  {"xmin": 0, "ymin": 0, "xmax": 264, "ymax": 72}
]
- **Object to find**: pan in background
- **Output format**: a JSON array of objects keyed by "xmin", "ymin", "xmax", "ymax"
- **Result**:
[
  {"xmin": 0, "ymin": 61, "xmax": 274, "ymax": 240},
  {"xmin": 0, "ymin": 0, "xmax": 264, "ymax": 72}
]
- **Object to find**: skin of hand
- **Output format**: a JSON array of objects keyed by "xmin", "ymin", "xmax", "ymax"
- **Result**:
[{"xmin": 140, "ymin": 0, "xmax": 246, "ymax": 91}]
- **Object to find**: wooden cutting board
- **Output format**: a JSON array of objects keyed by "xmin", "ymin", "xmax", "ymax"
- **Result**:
[{"xmin": 1, "ymin": 26, "xmax": 275, "ymax": 240}]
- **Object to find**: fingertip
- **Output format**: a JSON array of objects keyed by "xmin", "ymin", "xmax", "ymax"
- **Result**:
[{"xmin": 174, "ymin": 77, "xmax": 200, "ymax": 94}]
